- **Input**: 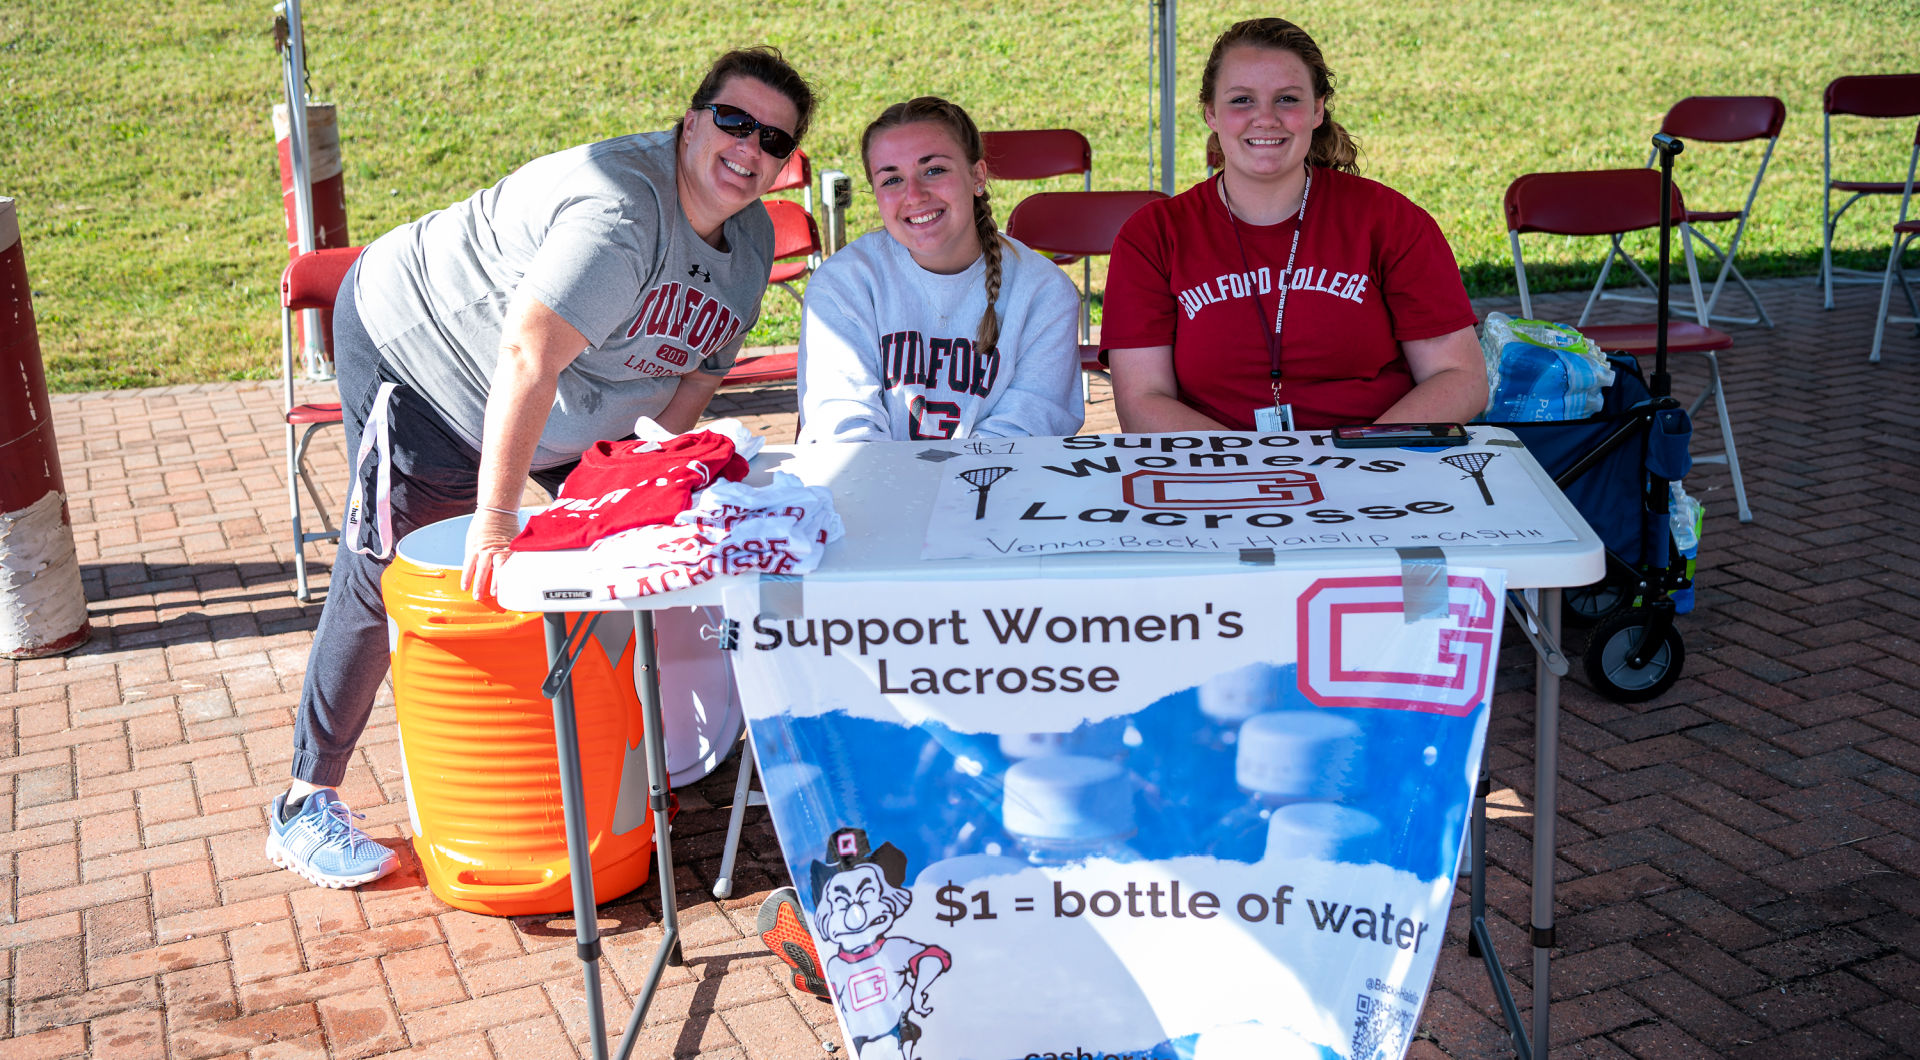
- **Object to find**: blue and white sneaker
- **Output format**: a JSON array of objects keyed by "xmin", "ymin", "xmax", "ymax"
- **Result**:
[{"xmin": 264, "ymin": 787, "xmax": 399, "ymax": 888}]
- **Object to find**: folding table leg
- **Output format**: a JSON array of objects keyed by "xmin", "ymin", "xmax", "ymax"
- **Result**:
[
  {"xmin": 1469, "ymin": 771, "xmax": 1487, "ymax": 959},
  {"xmin": 1531, "ymin": 589, "xmax": 1565, "ymax": 1060},
  {"xmin": 546, "ymin": 611, "xmax": 684, "ymax": 1060},
  {"xmin": 543, "ymin": 613, "xmax": 611, "ymax": 1060},
  {"xmin": 598, "ymin": 610, "xmax": 689, "ymax": 1060},
  {"xmin": 1469, "ymin": 767, "xmax": 1529, "ymax": 1059},
  {"xmin": 1473, "ymin": 590, "xmax": 1576, "ymax": 1059}
]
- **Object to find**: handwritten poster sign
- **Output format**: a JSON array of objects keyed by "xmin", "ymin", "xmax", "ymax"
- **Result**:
[
  {"xmin": 720, "ymin": 566, "xmax": 1505, "ymax": 1060},
  {"xmin": 922, "ymin": 432, "xmax": 1575, "ymax": 561}
]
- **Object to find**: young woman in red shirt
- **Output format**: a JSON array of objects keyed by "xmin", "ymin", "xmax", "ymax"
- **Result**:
[{"xmin": 1104, "ymin": 18, "xmax": 1486, "ymax": 433}]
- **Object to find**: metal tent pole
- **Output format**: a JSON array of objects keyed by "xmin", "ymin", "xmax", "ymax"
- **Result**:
[
  {"xmin": 1156, "ymin": 0, "xmax": 1177, "ymax": 196},
  {"xmin": 278, "ymin": 0, "xmax": 317, "ymax": 258},
  {"xmin": 277, "ymin": 0, "xmax": 324, "ymax": 377}
]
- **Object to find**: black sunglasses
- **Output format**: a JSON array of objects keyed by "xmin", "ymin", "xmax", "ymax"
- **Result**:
[{"xmin": 702, "ymin": 103, "xmax": 798, "ymax": 160}]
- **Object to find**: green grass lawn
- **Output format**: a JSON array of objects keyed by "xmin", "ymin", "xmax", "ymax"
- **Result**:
[{"xmin": 4, "ymin": 0, "xmax": 1915, "ymax": 391}]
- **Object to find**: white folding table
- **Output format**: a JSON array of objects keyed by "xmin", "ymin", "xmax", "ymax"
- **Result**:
[{"xmin": 495, "ymin": 429, "xmax": 1604, "ymax": 1060}]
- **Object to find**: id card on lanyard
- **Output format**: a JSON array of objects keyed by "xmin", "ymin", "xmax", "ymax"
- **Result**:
[
  {"xmin": 1222, "ymin": 170, "xmax": 1312, "ymax": 432},
  {"xmin": 1253, "ymin": 402, "xmax": 1294, "ymax": 432}
]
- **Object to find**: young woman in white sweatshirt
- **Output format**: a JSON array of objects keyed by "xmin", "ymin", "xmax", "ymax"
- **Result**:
[{"xmin": 796, "ymin": 96, "xmax": 1084, "ymax": 442}]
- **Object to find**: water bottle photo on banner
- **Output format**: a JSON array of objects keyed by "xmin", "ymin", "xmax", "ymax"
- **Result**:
[{"xmin": 720, "ymin": 565, "xmax": 1506, "ymax": 1060}]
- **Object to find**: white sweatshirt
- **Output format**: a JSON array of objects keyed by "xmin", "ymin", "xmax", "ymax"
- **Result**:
[{"xmin": 797, "ymin": 230, "xmax": 1085, "ymax": 442}]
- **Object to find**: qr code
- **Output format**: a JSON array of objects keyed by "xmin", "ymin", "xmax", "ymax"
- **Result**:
[{"xmin": 1352, "ymin": 993, "xmax": 1414, "ymax": 1060}]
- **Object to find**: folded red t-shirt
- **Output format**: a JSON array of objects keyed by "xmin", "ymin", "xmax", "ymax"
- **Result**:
[{"xmin": 509, "ymin": 431, "xmax": 749, "ymax": 551}]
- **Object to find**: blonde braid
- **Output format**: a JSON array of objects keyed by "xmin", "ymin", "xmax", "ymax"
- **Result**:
[{"xmin": 973, "ymin": 190, "xmax": 1004, "ymax": 358}]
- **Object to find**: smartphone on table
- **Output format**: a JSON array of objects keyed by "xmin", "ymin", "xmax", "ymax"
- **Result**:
[{"xmin": 1329, "ymin": 422, "xmax": 1471, "ymax": 448}]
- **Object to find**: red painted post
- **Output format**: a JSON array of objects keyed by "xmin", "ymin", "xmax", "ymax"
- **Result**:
[{"xmin": 0, "ymin": 197, "xmax": 91, "ymax": 658}]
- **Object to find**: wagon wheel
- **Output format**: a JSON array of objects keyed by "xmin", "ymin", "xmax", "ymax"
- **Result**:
[
  {"xmin": 1583, "ymin": 611, "xmax": 1685, "ymax": 702},
  {"xmin": 1564, "ymin": 571, "xmax": 1635, "ymax": 627}
]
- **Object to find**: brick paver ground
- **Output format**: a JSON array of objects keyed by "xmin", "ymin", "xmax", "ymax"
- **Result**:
[{"xmin": 5, "ymin": 274, "xmax": 1918, "ymax": 1058}]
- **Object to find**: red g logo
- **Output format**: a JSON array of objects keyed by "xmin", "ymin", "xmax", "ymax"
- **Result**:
[
  {"xmin": 1295, "ymin": 575, "xmax": 1499, "ymax": 716},
  {"xmin": 1120, "ymin": 469, "xmax": 1323, "ymax": 510}
]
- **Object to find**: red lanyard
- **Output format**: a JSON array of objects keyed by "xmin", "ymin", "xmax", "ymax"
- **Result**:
[{"xmin": 1222, "ymin": 169, "xmax": 1312, "ymax": 405}]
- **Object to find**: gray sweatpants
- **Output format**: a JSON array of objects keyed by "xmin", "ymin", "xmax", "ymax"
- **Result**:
[{"xmin": 290, "ymin": 263, "xmax": 573, "ymax": 787}]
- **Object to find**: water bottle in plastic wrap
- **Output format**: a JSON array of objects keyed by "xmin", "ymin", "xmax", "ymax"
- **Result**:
[{"xmin": 1479, "ymin": 312, "xmax": 1616, "ymax": 422}]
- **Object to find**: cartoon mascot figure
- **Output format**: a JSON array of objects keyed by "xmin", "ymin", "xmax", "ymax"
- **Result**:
[{"xmin": 811, "ymin": 828, "xmax": 951, "ymax": 1060}]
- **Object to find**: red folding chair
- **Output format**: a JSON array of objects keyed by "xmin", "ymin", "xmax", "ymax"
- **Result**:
[
  {"xmin": 768, "ymin": 147, "xmax": 811, "ymax": 201},
  {"xmin": 765, "ymin": 198, "xmax": 822, "ymax": 308},
  {"xmin": 720, "ymin": 348, "xmax": 798, "ymax": 388},
  {"xmin": 279, "ymin": 246, "xmax": 363, "ymax": 600},
  {"xmin": 1004, "ymin": 189, "xmax": 1168, "ymax": 387},
  {"xmin": 766, "ymin": 148, "xmax": 819, "ymax": 266},
  {"xmin": 1593, "ymin": 97, "xmax": 1786, "ymax": 328},
  {"xmin": 982, "ymin": 129, "xmax": 1092, "ymax": 189},
  {"xmin": 1505, "ymin": 169, "xmax": 1750, "ymax": 522},
  {"xmin": 1822, "ymin": 73, "xmax": 1920, "ymax": 309},
  {"xmin": 1870, "ymin": 121, "xmax": 1920, "ymax": 363},
  {"xmin": 984, "ymin": 129, "xmax": 1096, "ymax": 332},
  {"xmin": 720, "ymin": 158, "xmax": 818, "ymax": 396}
]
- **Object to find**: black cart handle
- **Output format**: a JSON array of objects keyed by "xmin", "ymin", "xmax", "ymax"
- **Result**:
[{"xmin": 1649, "ymin": 133, "xmax": 1687, "ymax": 399}]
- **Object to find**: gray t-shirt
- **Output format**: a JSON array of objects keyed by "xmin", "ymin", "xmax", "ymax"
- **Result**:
[{"xmin": 355, "ymin": 130, "xmax": 772, "ymax": 468}]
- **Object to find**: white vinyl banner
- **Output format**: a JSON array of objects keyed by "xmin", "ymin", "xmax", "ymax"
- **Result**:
[
  {"xmin": 921, "ymin": 432, "xmax": 1575, "ymax": 561},
  {"xmin": 721, "ymin": 565, "xmax": 1506, "ymax": 1060}
]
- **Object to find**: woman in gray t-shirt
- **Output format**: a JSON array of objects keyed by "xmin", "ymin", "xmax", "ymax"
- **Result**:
[{"xmin": 265, "ymin": 47, "xmax": 817, "ymax": 891}]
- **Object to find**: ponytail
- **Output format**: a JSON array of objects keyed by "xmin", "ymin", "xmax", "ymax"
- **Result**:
[{"xmin": 1307, "ymin": 117, "xmax": 1360, "ymax": 173}]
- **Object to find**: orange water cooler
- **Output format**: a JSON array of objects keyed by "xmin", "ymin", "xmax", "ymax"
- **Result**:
[{"xmin": 383, "ymin": 515, "xmax": 656, "ymax": 916}]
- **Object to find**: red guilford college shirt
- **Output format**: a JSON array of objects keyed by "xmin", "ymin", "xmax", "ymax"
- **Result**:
[
  {"xmin": 509, "ymin": 429, "xmax": 749, "ymax": 552},
  {"xmin": 1102, "ymin": 169, "xmax": 1477, "ymax": 430}
]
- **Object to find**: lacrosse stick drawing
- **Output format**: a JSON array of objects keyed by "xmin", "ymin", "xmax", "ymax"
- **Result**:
[
  {"xmin": 959, "ymin": 466, "xmax": 1013, "ymax": 519},
  {"xmin": 1442, "ymin": 452, "xmax": 1498, "ymax": 506}
]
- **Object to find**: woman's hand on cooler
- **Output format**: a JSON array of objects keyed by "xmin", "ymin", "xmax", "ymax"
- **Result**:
[{"xmin": 461, "ymin": 506, "xmax": 520, "ymax": 601}]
